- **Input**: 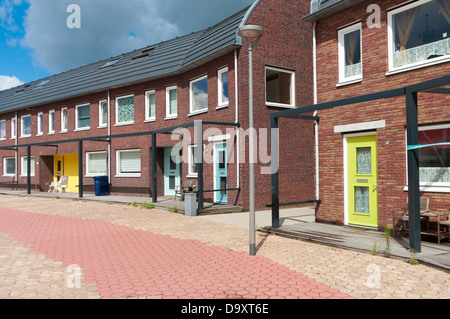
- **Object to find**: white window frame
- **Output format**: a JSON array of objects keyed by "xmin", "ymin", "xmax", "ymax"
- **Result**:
[
  {"xmin": 265, "ymin": 66, "xmax": 296, "ymax": 108},
  {"xmin": 75, "ymin": 103, "xmax": 90, "ymax": 131},
  {"xmin": 116, "ymin": 149, "xmax": 141, "ymax": 177},
  {"xmin": 60, "ymin": 108, "xmax": 68, "ymax": 133},
  {"xmin": 86, "ymin": 151, "xmax": 107, "ymax": 177},
  {"xmin": 20, "ymin": 114, "xmax": 32, "ymax": 138},
  {"xmin": 404, "ymin": 123, "xmax": 450, "ymax": 193},
  {"xmin": 37, "ymin": 112, "xmax": 43, "ymax": 136},
  {"xmin": 99, "ymin": 100, "xmax": 108, "ymax": 128},
  {"xmin": 189, "ymin": 75, "xmax": 208, "ymax": 115},
  {"xmin": 165, "ymin": 86, "xmax": 178, "ymax": 119},
  {"xmin": 48, "ymin": 110, "xmax": 55, "ymax": 134},
  {"xmin": 338, "ymin": 22, "xmax": 363, "ymax": 85},
  {"xmin": 10, "ymin": 118, "xmax": 16, "ymax": 139},
  {"xmin": 218, "ymin": 67, "xmax": 229, "ymax": 108},
  {"xmin": 115, "ymin": 94, "xmax": 135, "ymax": 126},
  {"xmin": 387, "ymin": 0, "xmax": 450, "ymax": 74},
  {"xmin": 187, "ymin": 145, "xmax": 198, "ymax": 178},
  {"xmin": 20, "ymin": 156, "xmax": 35, "ymax": 177},
  {"xmin": 145, "ymin": 90, "xmax": 156, "ymax": 122},
  {"xmin": 0, "ymin": 120, "xmax": 6, "ymax": 140},
  {"xmin": 3, "ymin": 157, "xmax": 15, "ymax": 177}
]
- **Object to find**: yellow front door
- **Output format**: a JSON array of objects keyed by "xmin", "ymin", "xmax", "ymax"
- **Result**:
[
  {"xmin": 347, "ymin": 135, "xmax": 378, "ymax": 228},
  {"xmin": 53, "ymin": 154, "xmax": 78, "ymax": 192}
]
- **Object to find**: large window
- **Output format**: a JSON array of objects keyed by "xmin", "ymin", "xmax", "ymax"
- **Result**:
[
  {"xmin": 21, "ymin": 115, "xmax": 31, "ymax": 138},
  {"xmin": 116, "ymin": 149, "xmax": 141, "ymax": 177},
  {"xmin": 116, "ymin": 94, "xmax": 134, "ymax": 125},
  {"xmin": 265, "ymin": 66, "xmax": 295, "ymax": 108},
  {"xmin": 190, "ymin": 75, "xmax": 208, "ymax": 114},
  {"xmin": 145, "ymin": 90, "xmax": 156, "ymax": 121},
  {"xmin": 3, "ymin": 157, "xmax": 15, "ymax": 176},
  {"xmin": 76, "ymin": 104, "xmax": 90, "ymax": 130},
  {"xmin": 338, "ymin": 23, "xmax": 362, "ymax": 83},
  {"xmin": 21, "ymin": 156, "xmax": 35, "ymax": 177},
  {"xmin": 388, "ymin": 0, "xmax": 450, "ymax": 72},
  {"xmin": 415, "ymin": 125, "xmax": 450, "ymax": 188},
  {"xmin": 86, "ymin": 151, "xmax": 107, "ymax": 176},
  {"xmin": 218, "ymin": 68, "xmax": 229, "ymax": 107},
  {"xmin": 166, "ymin": 86, "xmax": 178, "ymax": 118},
  {"xmin": 0, "ymin": 120, "xmax": 6, "ymax": 140}
]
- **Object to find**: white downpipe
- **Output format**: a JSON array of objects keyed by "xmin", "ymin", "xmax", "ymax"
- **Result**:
[
  {"xmin": 14, "ymin": 111, "xmax": 18, "ymax": 183},
  {"xmin": 313, "ymin": 21, "xmax": 319, "ymax": 201},
  {"xmin": 107, "ymin": 90, "xmax": 111, "ymax": 183},
  {"xmin": 235, "ymin": 49, "xmax": 240, "ymax": 188}
]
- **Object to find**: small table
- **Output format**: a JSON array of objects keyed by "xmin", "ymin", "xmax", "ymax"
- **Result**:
[{"xmin": 420, "ymin": 211, "xmax": 449, "ymax": 244}]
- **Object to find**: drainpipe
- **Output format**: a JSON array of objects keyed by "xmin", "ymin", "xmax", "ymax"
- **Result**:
[
  {"xmin": 107, "ymin": 90, "xmax": 111, "ymax": 184},
  {"xmin": 313, "ymin": 21, "xmax": 319, "ymax": 201},
  {"xmin": 14, "ymin": 111, "xmax": 18, "ymax": 184},
  {"xmin": 235, "ymin": 49, "xmax": 240, "ymax": 188}
]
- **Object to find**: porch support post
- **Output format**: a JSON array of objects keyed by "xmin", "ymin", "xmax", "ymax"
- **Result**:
[
  {"xmin": 195, "ymin": 120, "xmax": 204, "ymax": 210},
  {"xmin": 270, "ymin": 116, "xmax": 280, "ymax": 228},
  {"xmin": 151, "ymin": 133, "xmax": 157, "ymax": 203},
  {"xmin": 406, "ymin": 88, "xmax": 421, "ymax": 253},
  {"xmin": 26, "ymin": 145, "xmax": 31, "ymax": 195},
  {"xmin": 78, "ymin": 140, "xmax": 83, "ymax": 198}
]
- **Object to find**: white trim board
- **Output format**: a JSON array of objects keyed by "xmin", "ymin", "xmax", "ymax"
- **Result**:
[{"xmin": 334, "ymin": 120, "xmax": 385, "ymax": 134}]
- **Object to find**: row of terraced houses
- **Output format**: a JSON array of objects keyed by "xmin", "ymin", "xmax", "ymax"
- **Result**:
[{"xmin": 0, "ymin": 0, "xmax": 449, "ymax": 247}]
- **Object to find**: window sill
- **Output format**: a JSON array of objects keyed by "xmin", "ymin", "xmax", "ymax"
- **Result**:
[
  {"xmin": 19, "ymin": 135, "xmax": 31, "ymax": 139},
  {"xmin": 98, "ymin": 125, "xmax": 107, "ymax": 129},
  {"xmin": 336, "ymin": 78, "xmax": 362, "ymax": 87},
  {"xmin": 216, "ymin": 104, "xmax": 229, "ymax": 110},
  {"xmin": 403, "ymin": 186, "xmax": 450, "ymax": 194},
  {"xmin": 186, "ymin": 174, "xmax": 198, "ymax": 179},
  {"xmin": 74, "ymin": 127, "xmax": 90, "ymax": 132},
  {"xmin": 188, "ymin": 109, "xmax": 208, "ymax": 117},
  {"xmin": 36, "ymin": 133, "xmax": 43, "ymax": 137},
  {"xmin": 165, "ymin": 116, "xmax": 177, "ymax": 121},
  {"xmin": 0, "ymin": 138, "xmax": 6, "ymax": 141},
  {"xmin": 387, "ymin": 56, "xmax": 450, "ymax": 76},
  {"xmin": 3, "ymin": 174, "xmax": 15, "ymax": 177},
  {"xmin": 144, "ymin": 118, "xmax": 156, "ymax": 123},
  {"xmin": 266, "ymin": 102, "xmax": 295, "ymax": 109},
  {"xmin": 115, "ymin": 173, "xmax": 141, "ymax": 178},
  {"xmin": 114, "ymin": 122, "xmax": 134, "ymax": 127},
  {"xmin": 48, "ymin": 132, "xmax": 55, "ymax": 135}
]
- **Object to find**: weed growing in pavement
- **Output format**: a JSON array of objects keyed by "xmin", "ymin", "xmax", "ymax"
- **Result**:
[
  {"xmin": 384, "ymin": 226, "xmax": 392, "ymax": 257},
  {"xmin": 141, "ymin": 202, "xmax": 154, "ymax": 209},
  {"xmin": 172, "ymin": 206, "xmax": 178, "ymax": 213},
  {"xmin": 408, "ymin": 249, "xmax": 419, "ymax": 265},
  {"xmin": 371, "ymin": 241, "xmax": 380, "ymax": 255}
]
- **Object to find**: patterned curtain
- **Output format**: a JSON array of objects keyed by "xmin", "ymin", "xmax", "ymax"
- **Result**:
[{"xmin": 117, "ymin": 96, "xmax": 134, "ymax": 123}]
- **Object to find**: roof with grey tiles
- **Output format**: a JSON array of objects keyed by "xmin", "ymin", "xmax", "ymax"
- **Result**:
[{"xmin": 0, "ymin": 5, "xmax": 253, "ymax": 114}]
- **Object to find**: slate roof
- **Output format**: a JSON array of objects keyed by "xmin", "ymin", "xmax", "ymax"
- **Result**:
[{"xmin": 0, "ymin": 5, "xmax": 253, "ymax": 114}]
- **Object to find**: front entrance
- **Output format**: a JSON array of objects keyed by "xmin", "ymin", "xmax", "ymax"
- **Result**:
[
  {"xmin": 214, "ymin": 142, "xmax": 228, "ymax": 203},
  {"xmin": 345, "ymin": 134, "xmax": 378, "ymax": 228},
  {"xmin": 53, "ymin": 154, "xmax": 78, "ymax": 192},
  {"xmin": 164, "ymin": 147, "xmax": 181, "ymax": 196}
]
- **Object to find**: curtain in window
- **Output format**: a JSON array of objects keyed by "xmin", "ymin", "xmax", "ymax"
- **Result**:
[
  {"xmin": 395, "ymin": 7, "xmax": 420, "ymax": 51},
  {"xmin": 345, "ymin": 30, "xmax": 359, "ymax": 65},
  {"xmin": 436, "ymin": 0, "xmax": 450, "ymax": 24},
  {"xmin": 119, "ymin": 151, "xmax": 141, "ymax": 173},
  {"xmin": 117, "ymin": 97, "xmax": 134, "ymax": 123},
  {"xmin": 88, "ymin": 153, "xmax": 107, "ymax": 174}
]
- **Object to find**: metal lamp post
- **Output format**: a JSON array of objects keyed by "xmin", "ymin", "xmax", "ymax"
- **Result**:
[{"xmin": 237, "ymin": 25, "xmax": 264, "ymax": 256}]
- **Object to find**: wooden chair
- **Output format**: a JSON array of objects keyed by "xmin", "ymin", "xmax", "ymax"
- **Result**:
[
  {"xmin": 393, "ymin": 197, "xmax": 429, "ymax": 238},
  {"xmin": 437, "ymin": 212, "xmax": 450, "ymax": 245}
]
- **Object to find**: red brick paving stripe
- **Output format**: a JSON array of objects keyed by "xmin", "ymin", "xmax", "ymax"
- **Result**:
[{"xmin": 0, "ymin": 208, "xmax": 352, "ymax": 299}]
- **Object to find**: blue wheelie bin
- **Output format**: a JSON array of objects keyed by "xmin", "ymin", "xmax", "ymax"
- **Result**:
[{"xmin": 94, "ymin": 176, "xmax": 109, "ymax": 196}]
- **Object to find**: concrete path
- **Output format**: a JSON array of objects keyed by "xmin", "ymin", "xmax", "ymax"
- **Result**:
[{"xmin": 0, "ymin": 195, "xmax": 449, "ymax": 299}]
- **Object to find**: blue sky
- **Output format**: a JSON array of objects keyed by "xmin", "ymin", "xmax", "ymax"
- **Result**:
[{"xmin": 0, "ymin": 0, "xmax": 254, "ymax": 90}]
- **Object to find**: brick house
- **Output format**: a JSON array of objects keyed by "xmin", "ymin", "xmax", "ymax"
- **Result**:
[
  {"xmin": 296, "ymin": 0, "xmax": 450, "ymax": 231},
  {"xmin": 0, "ymin": 0, "xmax": 315, "ymax": 211}
]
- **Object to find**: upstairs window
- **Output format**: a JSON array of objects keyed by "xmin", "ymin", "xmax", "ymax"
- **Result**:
[
  {"xmin": 0, "ymin": 120, "xmax": 6, "ymax": 140},
  {"xmin": 218, "ymin": 67, "xmax": 229, "ymax": 107},
  {"xmin": 99, "ymin": 100, "xmax": 108, "ymax": 128},
  {"xmin": 49, "ymin": 110, "xmax": 55, "ymax": 134},
  {"xmin": 11, "ymin": 118, "xmax": 16, "ymax": 139},
  {"xmin": 61, "ymin": 108, "xmax": 68, "ymax": 133},
  {"xmin": 145, "ymin": 90, "xmax": 156, "ymax": 121},
  {"xmin": 190, "ymin": 75, "xmax": 208, "ymax": 114},
  {"xmin": 37, "ymin": 113, "xmax": 43, "ymax": 136},
  {"xmin": 21, "ymin": 115, "xmax": 31, "ymax": 138},
  {"xmin": 388, "ymin": 0, "xmax": 450, "ymax": 72},
  {"xmin": 116, "ymin": 95, "xmax": 135, "ymax": 125},
  {"xmin": 76, "ymin": 104, "xmax": 90, "ymax": 130},
  {"xmin": 265, "ymin": 66, "xmax": 295, "ymax": 108},
  {"xmin": 166, "ymin": 86, "xmax": 178, "ymax": 118},
  {"xmin": 338, "ymin": 23, "xmax": 362, "ymax": 83}
]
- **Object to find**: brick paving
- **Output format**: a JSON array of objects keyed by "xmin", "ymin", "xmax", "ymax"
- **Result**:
[{"xmin": 0, "ymin": 195, "xmax": 449, "ymax": 299}]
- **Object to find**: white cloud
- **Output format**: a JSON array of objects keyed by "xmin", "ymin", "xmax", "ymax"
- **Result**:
[
  {"xmin": 0, "ymin": 75, "xmax": 24, "ymax": 91},
  {"xmin": 0, "ymin": 0, "xmax": 23, "ymax": 31},
  {"xmin": 20, "ymin": 0, "xmax": 254, "ymax": 74}
]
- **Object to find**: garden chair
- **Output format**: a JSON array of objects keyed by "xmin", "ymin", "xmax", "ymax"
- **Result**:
[{"xmin": 393, "ymin": 197, "xmax": 429, "ymax": 238}]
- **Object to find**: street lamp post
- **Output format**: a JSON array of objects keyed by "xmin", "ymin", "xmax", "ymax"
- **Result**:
[{"xmin": 237, "ymin": 25, "xmax": 264, "ymax": 256}]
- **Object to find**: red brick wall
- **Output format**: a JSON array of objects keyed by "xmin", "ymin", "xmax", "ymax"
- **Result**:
[{"xmin": 315, "ymin": 0, "xmax": 450, "ymax": 228}]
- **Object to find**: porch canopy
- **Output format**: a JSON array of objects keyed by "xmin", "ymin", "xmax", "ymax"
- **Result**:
[
  {"xmin": 0, "ymin": 120, "xmax": 240, "ymax": 211},
  {"xmin": 270, "ymin": 74, "xmax": 450, "ymax": 253}
]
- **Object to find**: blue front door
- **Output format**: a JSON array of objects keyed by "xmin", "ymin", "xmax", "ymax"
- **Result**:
[
  {"xmin": 164, "ymin": 147, "xmax": 181, "ymax": 196},
  {"xmin": 214, "ymin": 142, "xmax": 227, "ymax": 203}
]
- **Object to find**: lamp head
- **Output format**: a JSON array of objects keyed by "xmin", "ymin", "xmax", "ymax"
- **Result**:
[{"xmin": 237, "ymin": 25, "xmax": 264, "ymax": 39}]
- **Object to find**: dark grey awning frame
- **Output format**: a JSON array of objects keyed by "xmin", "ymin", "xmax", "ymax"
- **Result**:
[
  {"xmin": 0, "ymin": 120, "xmax": 240, "ymax": 211},
  {"xmin": 270, "ymin": 74, "xmax": 450, "ymax": 253}
]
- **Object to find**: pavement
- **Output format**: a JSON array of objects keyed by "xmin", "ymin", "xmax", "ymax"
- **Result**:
[{"xmin": 0, "ymin": 195, "xmax": 449, "ymax": 299}]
